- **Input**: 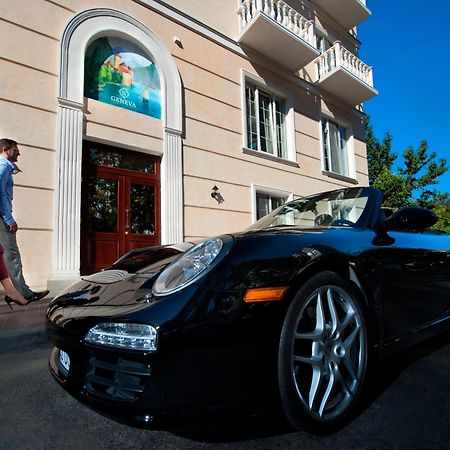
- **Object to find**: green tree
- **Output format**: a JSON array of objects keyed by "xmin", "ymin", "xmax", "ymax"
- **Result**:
[
  {"xmin": 364, "ymin": 115, "xmax": 448, "ymax": 210},
  {"xmin": 371, "ymin": 167, "xmax": 409, "ymax": 209},
  {"xmin": 419, "ymin": 191, "xmax": 450, "ymax": 234},
  {"xmin": 363, "ymin": 115, "xmax": 396, "ymax": 183},
  {"xmin": 399, "ymin": 141, "xmax": 447, "ymax": 206},
  {"xmin": 364, "ymin": 115, "xmax": 450, "ymax": 232}
]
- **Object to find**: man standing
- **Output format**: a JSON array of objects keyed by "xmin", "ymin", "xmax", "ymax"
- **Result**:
[{"xmin": 0, "ymin": 138, "xmax": 49, "ymax": 302}]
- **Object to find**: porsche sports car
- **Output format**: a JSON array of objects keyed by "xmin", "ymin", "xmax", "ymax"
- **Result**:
[{"xmin": 46, "ymin": 186, "xmax": 450, "ymax": 431}]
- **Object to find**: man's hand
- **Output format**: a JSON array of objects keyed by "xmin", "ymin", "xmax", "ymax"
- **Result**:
[{"xmin": 8, "ymin": 222, "xmax": 18, "ymax": 233}]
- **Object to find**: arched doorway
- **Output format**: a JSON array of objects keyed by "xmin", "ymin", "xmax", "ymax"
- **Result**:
[{"xmin": 50, "ymin": 8, "xmax": 183, "ymax": 289}]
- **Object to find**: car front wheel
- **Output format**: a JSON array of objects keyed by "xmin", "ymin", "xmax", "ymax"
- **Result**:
[{"xmin": 278, "ymin": 271, "xmax": 369, "ymax": 432}]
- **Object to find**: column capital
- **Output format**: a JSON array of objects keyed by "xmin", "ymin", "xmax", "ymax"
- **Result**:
[
  {"xmin": 164, "ymin": 126, "xmax": 183, "ymax": 137},
  {"xmin": 58, "ymin": 97, "xmax": 84, "ymax": 110}
]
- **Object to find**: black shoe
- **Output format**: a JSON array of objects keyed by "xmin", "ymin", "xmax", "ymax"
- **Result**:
[
  {"xmin": 26, "ymin": 290, "xmax": 50, "ymax": 303},
  {"xmin": 4, "ymin": 295, "xmax": 32, "ymax": 310},
  {"xmin": 4, "ymin": 295, "xmax": 15, "ymax": 311}
]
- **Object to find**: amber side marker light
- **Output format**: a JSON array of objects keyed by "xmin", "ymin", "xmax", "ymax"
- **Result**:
[{"xmin": 244, "ymin": 287, "xmax": 288, "ymax": 303}]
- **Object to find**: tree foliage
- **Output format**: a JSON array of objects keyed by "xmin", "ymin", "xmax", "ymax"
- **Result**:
[
  {"xmin": 371, "ymin": 168, "xmax": 409, "ymax": 209},
  {"xmin": 363, "ymin": 115, "xmax": 395, "ymax": 183},
  {"xmin": 364, "ymin": 115, "xmax": 450, "ymax": 231}
]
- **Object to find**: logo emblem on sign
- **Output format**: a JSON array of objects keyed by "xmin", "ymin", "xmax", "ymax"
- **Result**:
[{"xmin": 119, "ymin": 88, "xmax": 129, "ymax": 99}]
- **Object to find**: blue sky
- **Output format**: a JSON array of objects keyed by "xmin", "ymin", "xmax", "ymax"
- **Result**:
[{"xmin": 358, "ymin": 1, "xmax": 450, "ymax": 195}]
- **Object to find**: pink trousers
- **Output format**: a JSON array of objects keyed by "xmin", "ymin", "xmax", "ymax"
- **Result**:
[{"xmin": 0, "ymin": 243, "xmax": 9, "ymax": 281}]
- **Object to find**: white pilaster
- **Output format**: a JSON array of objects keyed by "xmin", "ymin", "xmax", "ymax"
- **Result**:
[
  {"xmin": 161, "ymin": 129, "xmax": 183, "ymax": 244},
  {"xmin": 48, "ymin": 98, "xmax": 84, "ymax": 289}
]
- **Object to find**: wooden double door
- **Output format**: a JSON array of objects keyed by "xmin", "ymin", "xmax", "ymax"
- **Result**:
[{"xmin": 81, "ymin": 142, "xmax": 160, "ymax": 274}]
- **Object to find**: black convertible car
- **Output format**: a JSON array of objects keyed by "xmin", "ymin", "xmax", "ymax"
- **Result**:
[{"xmin": 47, "ymin": 187, "xmax": 450, "ymax": 431}]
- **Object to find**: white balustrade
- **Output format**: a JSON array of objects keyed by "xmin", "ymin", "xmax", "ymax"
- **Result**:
[
  {"xmin": 238, "ymin": 0, "xmax": 315, "ymax": 47},
  {"xmin": 316, "ymin": 42, "xmax": 373, "ymax": 87}
]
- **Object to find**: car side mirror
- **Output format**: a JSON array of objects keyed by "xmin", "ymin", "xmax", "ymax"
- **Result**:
[{"xmin": 383, "ymin": 207, "xmax": 438, "ymax": 231}]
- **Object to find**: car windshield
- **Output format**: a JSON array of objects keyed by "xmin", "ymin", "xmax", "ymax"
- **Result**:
[{"xmin": 249, "ymin": 188, "xmax": 371, "ymax": 230}]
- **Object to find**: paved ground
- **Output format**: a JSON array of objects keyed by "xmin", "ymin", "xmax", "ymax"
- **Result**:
[
  {"xmin": 0, "ymin": 327, "xmax": 449, "ymax": 449},
  {"xmin": 1, "ymin": 297, "xmax": 449, "ymax": 448},
  {"xmin": 0, "ymin": 296, "xmax": 52, "ymax": 353}
]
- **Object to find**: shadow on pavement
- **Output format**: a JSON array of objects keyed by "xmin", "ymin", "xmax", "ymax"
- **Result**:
[
  {"xmin": 363, "ymin": 329, "xmax": 450, "ymax": 408},
  {"xmin": 174, "ymin": 330, "xmax": 450, "ymax": 443}
]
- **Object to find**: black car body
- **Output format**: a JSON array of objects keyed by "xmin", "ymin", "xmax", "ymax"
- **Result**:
[{"xmin": 47, "ymin": 187, "xmax": 450, "ymax": 431}]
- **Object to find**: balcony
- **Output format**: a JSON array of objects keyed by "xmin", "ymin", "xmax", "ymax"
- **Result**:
[
  {"xmin": 314, "ymin": 42, "xmax": 377, "ymax": 105},
  {"xmin": 237, "ymin": 0, "xmax": 319, "ymax": 72},
  {"xmin": 313, "ymin": 0, "xmax": 371, "ymax": 30}
]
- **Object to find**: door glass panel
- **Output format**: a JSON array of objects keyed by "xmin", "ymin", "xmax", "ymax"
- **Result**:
[
  {"xmin": 87, "ymin": 177, "xmax": 118, "ymax": 232},
  {"xmin": 130, "ymin": 184, "xmax": 155, "ymax": 235},
  {"xmin": 87, "ymin": 146, "xmax": 155, "ymax": 174}
]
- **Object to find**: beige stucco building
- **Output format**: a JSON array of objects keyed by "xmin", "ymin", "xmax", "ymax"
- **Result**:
[{"xmin": 0, "ymin": 0, "xmax": 377, "ymax": 293}]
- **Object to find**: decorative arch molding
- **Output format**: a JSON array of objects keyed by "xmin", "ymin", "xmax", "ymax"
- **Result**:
[
  {"xmin": 59, "ymin": 8, "xmax": 182, "ymax": 130},
  {"xmin": 50, "ymin": 8, "xmax": 183, "ymax": 287}
]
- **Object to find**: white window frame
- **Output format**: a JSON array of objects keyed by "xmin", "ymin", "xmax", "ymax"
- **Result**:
[
  {"xmin": 251, "ymin": 184, "xmax": 294, "ymax": 223},
  {"xmin": 241, "ymin": 71, "xmax": 296, "ymax": 162},
  {"xmin": 316, "ymin": 33, "xmax": 333, "ymax": 54},
  {"xmin": 320, "ymin": 111, "xmax": 356, "ymax": 180}
]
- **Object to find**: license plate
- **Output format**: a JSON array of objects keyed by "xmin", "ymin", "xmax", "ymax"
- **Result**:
[{"xmin": 59, "ymin": 349, "xmax": 71, "ymax": 372}]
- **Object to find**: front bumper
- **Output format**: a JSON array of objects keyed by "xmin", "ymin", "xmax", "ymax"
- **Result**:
[
  {"xmin": 46, "ymin": 298, "xmax": 283, "ymax": 429},
  {"xmin": 48, "ymin": 337, "xmax": 258, "ymax": 428}
]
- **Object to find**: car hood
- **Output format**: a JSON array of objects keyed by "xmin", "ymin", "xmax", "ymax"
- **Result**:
[
  {"xmin": 48, "ymin": 244, "xmax": 194, "ymax": 315},
  {"xmin": 47, "ymin": 227, "xmax": 347, "ymax": 317}
]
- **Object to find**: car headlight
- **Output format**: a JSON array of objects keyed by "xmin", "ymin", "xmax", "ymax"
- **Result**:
[
  {"xmin": 85, "ymin": 323, "xmax": 158, "ymax": 351},
  {"xmin": 152, "ymin": 238, "xmax": 223, "ymax": 295}
]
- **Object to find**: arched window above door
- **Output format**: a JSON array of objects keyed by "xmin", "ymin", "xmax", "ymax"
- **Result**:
[{"xmin": 84, "ymin": 36, "xmax": 162, "ymax": 119}]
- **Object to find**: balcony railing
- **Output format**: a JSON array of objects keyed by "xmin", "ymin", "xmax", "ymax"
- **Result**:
[
  {"xmin": 315, "ymin": 42, "xmax": 377, "ymax": 105},
  {"xmin": 313, "ymin": 0, "xmax": 371, "ymax": 30},
  {"xmin": 237, "ymin": 0, "xmax": 319, "ymax": 71}
]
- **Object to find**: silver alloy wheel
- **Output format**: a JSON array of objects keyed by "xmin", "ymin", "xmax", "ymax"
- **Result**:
[{"xmin": 289, "ymin": 284, "xmax": 366, "ymax": 421}]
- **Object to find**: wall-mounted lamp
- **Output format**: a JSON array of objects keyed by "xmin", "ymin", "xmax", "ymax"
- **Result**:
[
  {"xmin": 173, "ymin": 36, "xmax": 183, "ymax": 48},
  {"xmin": 211, "ymin": 185, "xmax": 224, "ymax": 204}
]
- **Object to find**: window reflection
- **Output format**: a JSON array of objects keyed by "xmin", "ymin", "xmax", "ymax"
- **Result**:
[
  {"xmin": 87, "ymin": 178, "xmax": 118, "ymax": 232},
  {"xmin": 88, "ymin": 147, "xmax": 155, "ymax": 174},
  {"xmin": 131, "ymin": 184, "xmax": 155, "ymax": 235}
]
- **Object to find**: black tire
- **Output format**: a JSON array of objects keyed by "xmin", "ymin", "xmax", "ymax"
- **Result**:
[{"xmin": 278, "ymin": 271, "xmax": 369, "ymax": 433}]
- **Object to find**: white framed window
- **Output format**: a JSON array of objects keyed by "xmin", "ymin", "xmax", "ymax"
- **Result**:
[
  {"xmin": 245, "ymin": 83, "xmax": 287, "ymax": 159},
  {"xmin": 321, "ymin": 118, "xmax": 349, "ymax": 177},
  {"xmin": 256, "ymin": 192, "xmax": 286, "ymax": 220},
  {"xmin": 251, "ymin": 185, "xmax": 293, "ymax": 222}
]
